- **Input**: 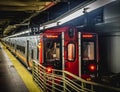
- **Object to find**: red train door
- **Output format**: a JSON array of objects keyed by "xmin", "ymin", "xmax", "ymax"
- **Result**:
[
  {"xmin": 62, "ymin": 27, "xmax": 79, "ymax": 76},
  {"xmin": 41, "ymin": 33, "xmax": 62, "ymax": 71}
]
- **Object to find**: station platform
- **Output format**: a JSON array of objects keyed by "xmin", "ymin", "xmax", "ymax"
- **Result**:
[{"xmin": 0, "ymin": 43, "xmax": 42, "ymax": 92}]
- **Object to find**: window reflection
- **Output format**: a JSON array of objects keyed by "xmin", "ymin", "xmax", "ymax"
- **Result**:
[
  {"xmin": 45, "ymin": 41, "xmax": 60, "ymax": 61},
  {"xmin": 82, "ymin": 42, "xmax": 94, "ymax": 60},
  {"xmin": 68, "ymin": 43, "xmax": 75, "ymax": 61}
]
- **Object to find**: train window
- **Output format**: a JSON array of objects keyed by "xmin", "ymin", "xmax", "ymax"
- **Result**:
[
  {"xmin": 82, "ymin": 42, "xmax": 94, "ymax": 60},
  {"xmin": 67, "ymin": 43, "xmax": 75, "ymax": 61},
  {"xmin": 45, "ymin": 41, "xmax": 60, "ymax": 61},
  {"xmin": 16, "ymin": 45, "xmax": 25, "ymax": 54}
]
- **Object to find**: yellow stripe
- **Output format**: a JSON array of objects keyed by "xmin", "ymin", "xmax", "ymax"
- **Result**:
[{"xmin": 2, "ymin": 44, "xmax": 42, "ymax": 92}]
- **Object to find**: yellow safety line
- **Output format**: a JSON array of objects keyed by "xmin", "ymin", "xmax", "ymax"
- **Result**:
[{"xmin": 2, "ymin": 45, "xmax": 42, "ymax": 92}]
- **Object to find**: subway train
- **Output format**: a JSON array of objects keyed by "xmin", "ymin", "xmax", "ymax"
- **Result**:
[{"xmin": 2, "ymin": 26, "xmax": 99, "ymax": 81}]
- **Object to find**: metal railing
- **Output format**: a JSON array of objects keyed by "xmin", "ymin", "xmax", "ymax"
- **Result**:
[{"xmin": 32, "ymin": 60, "xmax": 120, "ymax": 92}]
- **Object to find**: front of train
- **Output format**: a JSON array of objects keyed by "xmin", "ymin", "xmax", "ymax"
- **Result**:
[{"xmin": 38, "ymin": 26, "xmax": 99, "ymax": 81}]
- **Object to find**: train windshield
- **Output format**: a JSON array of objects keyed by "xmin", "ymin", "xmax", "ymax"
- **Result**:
[
  {"xmin": 82, "ymin": 42, "xmax": 95, "ymax": 60},
  {"xmin": 81, "ymin": 34, "xmax": 97, "ymax": 61},
  {"xmin": 43, "ymin": 36, "xmax": 61, "ymax": 62}
]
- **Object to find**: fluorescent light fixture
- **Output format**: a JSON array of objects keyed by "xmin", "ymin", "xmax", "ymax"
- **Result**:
[
  {"xmin": 7, "ymin": 29, "xmax": 30, "ymax": 38},
  {"xmin": 40, "ymin": 26, "xmax": 44, "ymax": 30},
  {"xmin": 45, "ymin": 22, "xmax": 57, "ymax": 29},
  {"xmin": 84, "ymin": 0, "xmax": 116, "ymax": 12},
  {"xmin": 58, "ymin": 9, "xmax": 83, "ymax": 25},
  {"xmin": 40, "ymin": 22, "xmax": 58, "ymax": 30}
]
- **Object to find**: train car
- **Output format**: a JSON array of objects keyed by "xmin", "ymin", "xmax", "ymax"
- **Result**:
[
  {"xmin": 2, "ymin": 26, "xmax": 99, "ymax": 80},
  {"xmin": 38, "ymin": 26, "xmax": 99, "ymax": 80},
  {"xmin": 3, "ymin": 34, "xmax": 40, "ymax": 70}
]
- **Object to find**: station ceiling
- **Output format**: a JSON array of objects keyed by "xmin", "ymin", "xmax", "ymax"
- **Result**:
[
  {"xmin": 0, "ymin": 0, "xmax": 61, "ymax": 37},
  {"xmin": 0, "ymin": 0, "xmax": 88, "ymax": 37}
]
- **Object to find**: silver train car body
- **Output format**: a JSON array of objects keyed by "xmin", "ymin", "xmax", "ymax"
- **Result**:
[{"xmin": 3, "ymin": 33, "xmax": 40, "ymax": 69}]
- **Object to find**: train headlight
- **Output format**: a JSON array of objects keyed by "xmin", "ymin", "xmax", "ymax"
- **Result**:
[
  {"xmin": 46, "ymin": 66, "xmax": 53, "ymax": 73},
  {"xmin": 88, "ymin": 64, "xmax": 97, "ymax": 72}
]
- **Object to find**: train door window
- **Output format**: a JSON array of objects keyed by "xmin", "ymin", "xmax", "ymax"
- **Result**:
[
  {"xmin": 43, "ymin": 35, "xmax": 61, "ymax": 62},
  {"xmin": 67, "ymin": 43, "xmax": 75, "ymax": 61},
  {"xmin": 82, "ymin": 42, "xmax": 94, "ymax": 60}
]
